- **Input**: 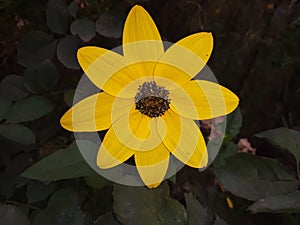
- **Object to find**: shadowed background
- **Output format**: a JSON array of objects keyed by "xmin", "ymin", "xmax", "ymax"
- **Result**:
[{"xmin": 0, "ymin": 0, "xmax": 300, "ymax": 225}]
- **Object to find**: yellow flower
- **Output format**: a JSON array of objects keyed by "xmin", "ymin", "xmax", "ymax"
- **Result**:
[{"xmin": 60, "ymin": 5, "xmax": 239, "ymax": 188}]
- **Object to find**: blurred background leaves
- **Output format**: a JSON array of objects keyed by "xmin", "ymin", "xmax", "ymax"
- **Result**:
[{"xmin": 0, "ymin": 0, "xmax": 300, "ymax": 225}]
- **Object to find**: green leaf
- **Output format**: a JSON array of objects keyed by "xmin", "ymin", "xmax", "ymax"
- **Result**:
[
  {"xmin": 48, "ymin": 188, "xmax": 79, "ymax": 208},
  {"xmin": 113, "ymin": 182, "xmax": 188, "ymax": 225},
  {"xmin": 24, "ymin": 71, "xmax": 41, "ymax": 94},
  {"xmin": 70, "ymin": 18, "xmax": 95, "ymax": 42},
  {"xmin": 0, "ymin": 204, "xmax": 30, "ymax": 225},
  {"xmin": 33, "ymin": 206, "xmax": 84, "ymax": 225},
  {"xmin": 21, "ymin": 141, "xmax": 93, "ymax": 181},
  {"xmin": 212, "ymin": 154, "xmax": 299, "ymax": 201},
  {"xmin": 96, "ymin": 11, "xmax": 126, "ymax": 38},
  {"xmin": 33, "ymin": 188, "xmax": 86, "ymax": 225},
  {"xmin": 7, "ymin": 96, "xmax": 54, "ymax": 123},
  {"xmin": 18, "ymin": 31, "xmax": 57, "ymax": 68},
  {"xmin": 213, "ymin": 142, "xmax": 238, "ymax": 167},
  {"xmin": 84, "ymin": 170, "xmax": 110, "ymax": 189},
  {"xmin": 225, "ymin": 108, "xmax": 242, "ymax": 138},
  {"xmin": 26, "ymin": 181, "xmax": 55, "ymax": 203},
  {"xmin": 68, "ymin": 1, "xmax": 79, "ymax": 18},
  {"xmin": 161, "ymin": 198, "xmax": 188, "ymax": 225},
  {"xmin": 0, "ymin": 124, "xmax": 35, "ymax": 144},
  {"xmin": 24, "ymin": 60, "xmax": 59, "ymax": 93},
  {"xmin": 46, "ymin": 0, "xmax": 69, "ymax": 34},
  {"xmin": 256, "ymin": 127, "xmax": 300, "ymax": 162},
  {"xmin": 35, "ymin": 60, "xmax": 59, "ymax": 91},
  {"xmin": 0, "ymin": 75, "xmax": 29, "ymax": 101},
  {"xmin": 57, "ymin": 35, "xmax": 82, "ymax": 69},
  {"xmin": 0, "ymin": 97, "xmax": 12, "ymax": 120},
  {"xmin": 113, "ymin": 183, "xmax": 167, "ymax": 225},
  {"xmin": 248, "ymin": 191, "xmax": 300, "ymax": 213},
  {"xmin": 184, "ymin": 193, "xmax": 208, "ymax": 225},
  {"xmin": 94, "ymin": 213, "xmax": 121, "ymax": 225}
]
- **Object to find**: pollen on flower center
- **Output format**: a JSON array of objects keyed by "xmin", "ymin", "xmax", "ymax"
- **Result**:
[{"xmin": 135, "ymin": 81, "xmax": 170, "ymax": 118}]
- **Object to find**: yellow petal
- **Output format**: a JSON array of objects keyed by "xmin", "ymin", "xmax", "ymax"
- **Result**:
[
  {"xmin": 111, "ymin": 110, "xmax": 164, "ymax": 151},
  {"xmin": 157, "ymin": 110, "xmax": 208, "ymax": 168},
  {"xmin": 102, "ymin": 63, "xmax": 155, "ymax": 98},
  {"xmin": 135, "ymin": 144, "xmax": 169, "ymax": 188},
  {"xmin": 77, "ymin": 47, "xmax": 139, "ymax": 97},
  {"xmin": 123, "ymin": 5, "xmax": 164, "ymax": 72},
  {"xmin": 153, "ymin": 63, "xmax": 192, "ymax": 90},
  {"xmin": 170, "ymin": 80, "xmax": 239, "ymax": 120},
  {"xmin": 77, "ymin": 46, "xmax": 108, "ymax": 72},
  {"xmin": 154, "ymin": 32, "xmax": 213, "ymax": 88},
  {"xmin": 60, "ymin": 92, "xmax": 132, "ymax": 132},
  {"xmin": 128, "ymin": 110, "xmax": 151, "ymax": 139},
  {"xmin": 97, "ymin": 126, "xmax": 135, "ymax": 169}
]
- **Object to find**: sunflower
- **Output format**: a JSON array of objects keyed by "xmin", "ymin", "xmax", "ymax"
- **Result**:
[{"xmin": 60, "ymin": 5, "xmax": 239, "ymax": 188}]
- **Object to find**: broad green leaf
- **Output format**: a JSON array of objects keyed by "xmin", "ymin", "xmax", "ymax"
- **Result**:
[
  {"xmin": 113, "ymin": 183, "xmax": 167, "ymax": 225},
  {"xmin": 57, "ymin": 35, "xmax": 82, "ymax": 69},
  {"xmin": 184, "ymin": 193, "xmax": 208, "ymax": 225},
  {"xmin": 113, "ymin": 182, "xmax": 188, "ymax": 225},
  {"xmin": 226, "ymin": 108, "xmax": 242, "ymax": 138},
  {"xmin": 0, "ymin": 204, "xmax": 30, "ymax": 225},
  {"xmin": 68, "ymin": 1, "xmax": 79, "ymax": 18},
  {"xmin": 24, "ymin": 60, "xmax": 59, "ymax": 93},
  {"xmin": 35, "ymin": 60, "xmax": 59, "ymax": 91},
  {"xmin": 48, "ymin": 188, "xmax": 79, "ymax": 208},
  {"xmin": 46, "ymin": 0, "xmax": 69, "ymax": 34},
  {"xmin": 212, "ymin": 154, "xmax": 299, "ymax": 201},
  {"xmin": 248, "ymin": 191, "xmax": 300, "ymax": 213},
  {"xmin": 0, "ymin": 75, "xmax": 29, "ymax": 101},
  {"xmin": 84, "ymin": 170, "xmax": 110, "ymax": 189},
  {"xmin": 33, "ymin": 206, "xmax": 84, "ymax": 225},
  {"xmin": 256, "ymin": 127, "xmax": 300, "ymax": 162},
  {"xmin": 24, "ymin": 70, "xmax": 41, "ymax": 94},
  {"xmin": 21, "ymin": 141, "xmax": 93, "ymax": 181},
  {"xmin": 33, "ymin": 188, "xmax": 87, "ymax": 225},
  {"xmin": 213, "ymin": 142, "xmax": 238, "ymax": 167},
  {"xmin": 161, "ymin": 198, "xmax": 188, "ymax": 225},
  {"xmin": 18, "ymin": 31, "xmax": 57, "ymax": 67},
  {"xmin": 0, "ymin": 124, "xmax": 35, "ymax": 144},
  {"xmin": 0, "ymin": 97, "xmax": 12, "ymax": 120},
  {"xmin": 94, "ymin": 213, "xmax": 121, "ymax": 225},
  {"xmin": 7, "ymin": 96, "xmax": 54, "ymax": 123},
  {"xmin": 16, "ymin": 177, "xmax": 29, "ymax": 188},
  {"xmin": 70, "ymin": 18, "xmax": 95, "ymax": 42},
  {"xmin": 26, "ymin": 181, "xmax": 55, "ymax": 203},
  {"xmin": 96, "ymin": 11, "xmax": 126, "ymax": 38}
]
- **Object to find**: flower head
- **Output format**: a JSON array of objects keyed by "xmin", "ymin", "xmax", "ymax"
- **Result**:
[{"xmin": 60, "ymin": 5, "xmax": 239, "ymax": 188}]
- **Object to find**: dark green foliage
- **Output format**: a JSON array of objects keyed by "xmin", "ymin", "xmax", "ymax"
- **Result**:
[
  {"xmin": 71, "ymin": 18, "xmax": 96, "ymax": 42},
  {"xmin": 1, "ymin": 1, "xmax": 300, "ymax": 225},
  {"xmin": 56, "ymin": 35, "xmax": 82, "ymax": 69},
  {"xmin": 113, "ymin": 183, "xmax": 188, "ymax": 225},
  {"xmin": 0, "ymin": 204, "xmax": 30, "ymax": 225},
  {"xmin": 18, "ymin": 31, "xmax": 57, "ymax": 68},
  {"xmin": 21, "ymin": 141, "xmax": 93, "ymax": 181}
]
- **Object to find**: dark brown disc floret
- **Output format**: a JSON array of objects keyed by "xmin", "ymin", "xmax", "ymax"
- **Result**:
[{"xmin": 135, "ymin": 81, "xmax": 170, "ymax": 118}]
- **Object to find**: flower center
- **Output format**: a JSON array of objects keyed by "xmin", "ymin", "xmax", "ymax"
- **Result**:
[{"xmin": 135, "ymin": 81, "xmax": 170, "ymax": 118}]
